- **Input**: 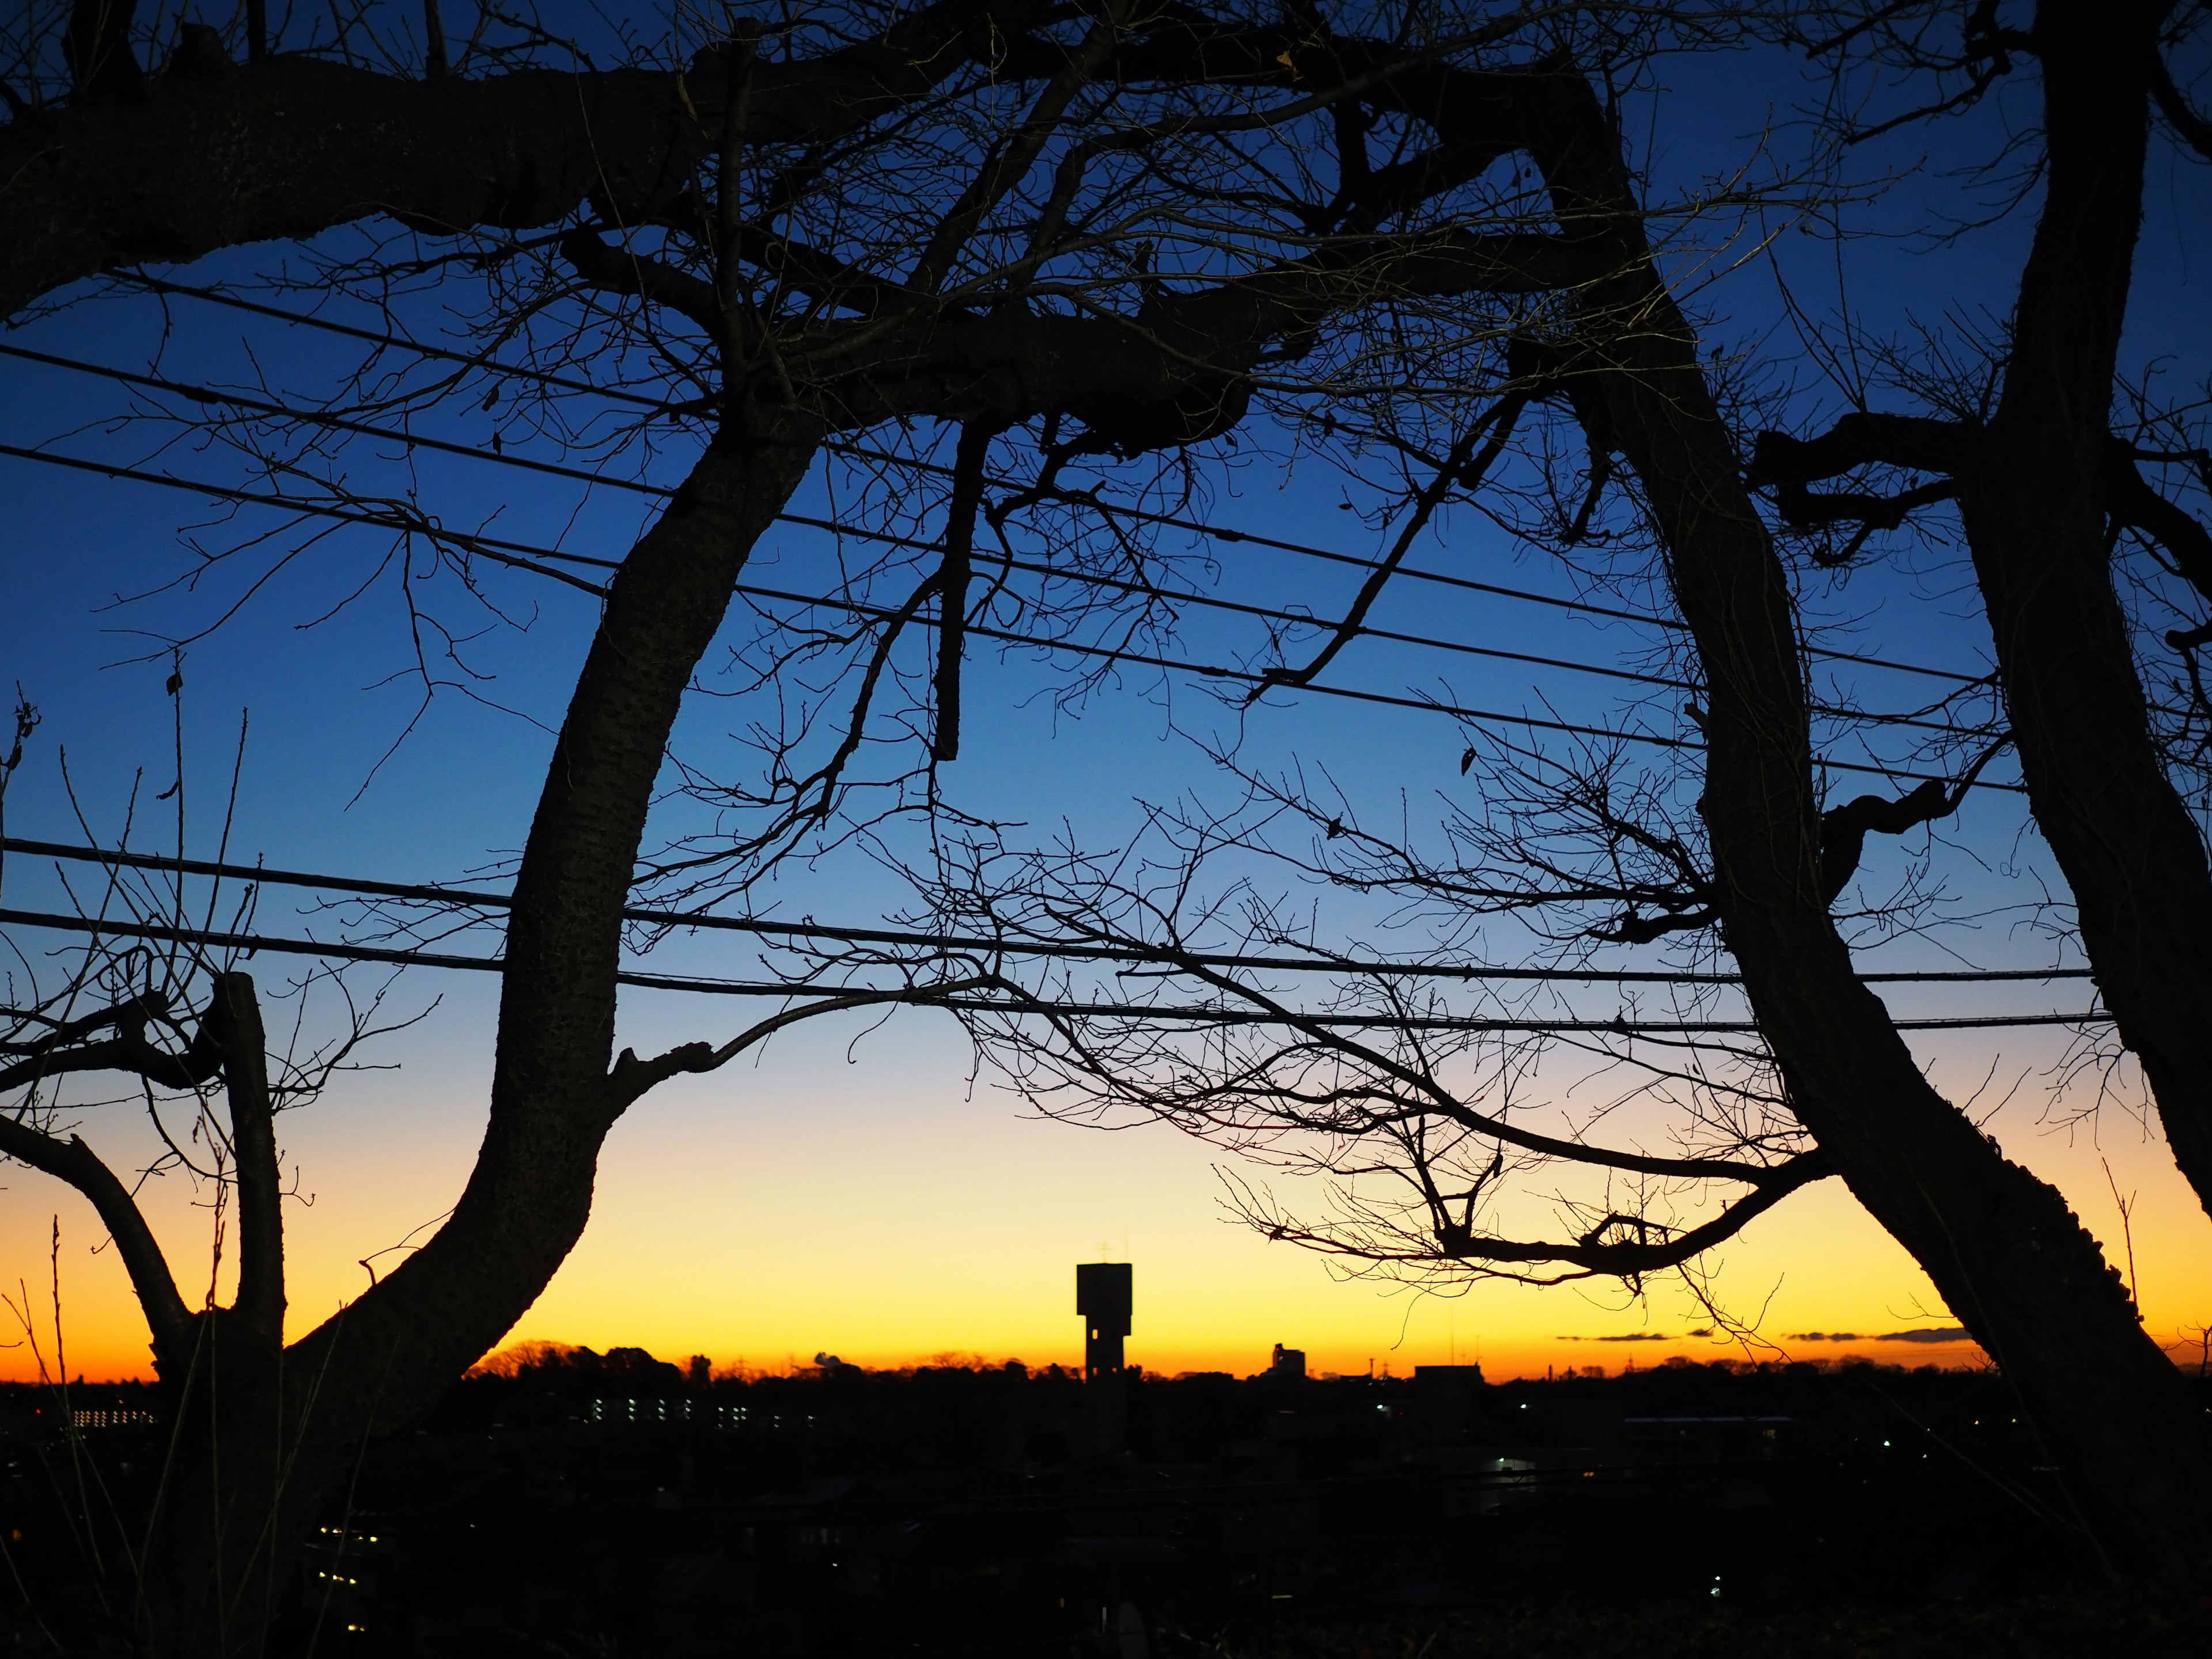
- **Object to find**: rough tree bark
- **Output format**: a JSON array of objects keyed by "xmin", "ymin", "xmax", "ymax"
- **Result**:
[{"xmin": 1753, "ymin": 0, "xmax": 2212, "ymax": 1221}]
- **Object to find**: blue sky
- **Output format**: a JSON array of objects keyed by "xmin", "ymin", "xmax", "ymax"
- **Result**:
[{"xmin": 2, "ymin": 14, "xmax": 2209, "ymax": 1378}]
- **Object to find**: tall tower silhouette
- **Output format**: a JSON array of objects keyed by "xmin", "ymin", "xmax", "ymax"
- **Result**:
[{"xmin": 1075, "ymin": 1262, "xmax": 1132, "ymax": 1380}]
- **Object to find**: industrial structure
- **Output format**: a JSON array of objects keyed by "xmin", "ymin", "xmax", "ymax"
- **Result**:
[{"xmin": 1075, "ymin": 1262, "xmax": 1132, "ymax": 1380}]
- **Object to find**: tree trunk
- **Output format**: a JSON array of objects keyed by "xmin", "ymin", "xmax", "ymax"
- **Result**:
[
  {"xmin": 117, "ymin": 413, "xmax": 821, "ymax": 1654},
  {"xmin": 1950, "ymin": 0, "xmax": 2212, "ymax": 1219},
  {"xmin": 134, "ymin": 1313, "xmax": 294, "ymax": 1655},
  {"xmin": 1515, "ymin": 65, "xmax": 2212, "ymax": 1582}
]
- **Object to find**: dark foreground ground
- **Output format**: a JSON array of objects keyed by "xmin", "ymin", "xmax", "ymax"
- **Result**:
[
  {"xmin": 6, "ymin": 1354, "xmax": 2207, "ymax": 1655},
  {"xmin": 1236, "ymin": 1595, "xmax": 2208, "ymax": 1658}
]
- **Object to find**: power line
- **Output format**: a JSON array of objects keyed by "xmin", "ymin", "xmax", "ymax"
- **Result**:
[
  {"xmin": 826, "ymin": 437, "xmax": 1986, "ymax": 688},
  {"xmin": 0, "ymin": 338, "xmax": 1969, "ymax": 718},
  {"xmin": 0, "ymin": 436, "xmax": 2016, "ymax": 788},
  {"xmin": 0, "ymin": 340, "xmax": 661, "ymax": 501},
  {"xmin": 0, "ymin": 433, "xmax": 1685, "ymax": 695},
  {"xmin": 767, "ymin": 507, "xmax": 1980, "ymax": 738},
  {"xmin": 88, "ymin": 277, "xmax": 1993, "ymax": 687},
  {"xmin": 736, "ymin": 575, "xmax": 2016, "ymax": 780},
  {"xmin": 5, "ymin": 333, "xmax": 2006, "ymax": 720},
  {"xmin": 735, "ymin": 574, "xmax": 1713, "ymax": 753},
  {"xmin": 1, "ymin": 838, "xmax": 2094, "ymax": 987},
  {"xmin": 0, "ymin": 441, "xmax": 612, "ymax": 595},
  {"xmin": 0, "ymin": 419, "xmax": 1699, "ymax": 755},
  {"xmin": 0, "ymin": 430, "xmax": 1982, "ymax": 748},
  {"xmin": 116, "ymin": 273, "xmax": 680, "ymax": 413},
  {"xmin": 0, "ymin": 907, "xmax": 2112, "ymax": 1036},
  {"xmin": 777, "ymin": 507, "xmax": 1706, "ymax": 703}
]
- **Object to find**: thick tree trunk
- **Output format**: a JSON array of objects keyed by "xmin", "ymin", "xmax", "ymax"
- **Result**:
[
  {"xmin": 116, "ymin": 415, "xmax": 820, "ymax": 1653},
  {"xmin": 134, "ymin": 1313, "xmax": 294, "ymax": 1655},
  {"xmin": 1950, "ymin": 0, "xmax": 2212, "ymax": 1219},
  {"xmin": 1514, "ymin": 67, "xmax": 2212, "ymax": 1581}
]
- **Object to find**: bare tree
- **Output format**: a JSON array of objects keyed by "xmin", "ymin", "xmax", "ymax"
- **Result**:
[
  {"xmin": 0, "ymin": 0, "xmax": 1777, "ymax": 1643},
  {"xmin": 3, "ymin": 0, "xmax": 2208, "ymax": 1638},
  {"xmin": 1748, "ymin": 0, "xmax": 2212, "ymax": 1230},
  {"xmin": 863, "ymin": 1, "xmax": 2212, "ymax": 1580}
]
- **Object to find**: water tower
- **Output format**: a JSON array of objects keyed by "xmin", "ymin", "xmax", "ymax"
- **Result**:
[{"xmin": 1076, "ymin": 1262, "xmax": 1132, "ymax": 1380}]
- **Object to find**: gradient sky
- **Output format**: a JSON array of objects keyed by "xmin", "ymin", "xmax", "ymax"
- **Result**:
[{"xmin": 2, "ymin": 16, "xmax": 2209, "ymax": 1386}]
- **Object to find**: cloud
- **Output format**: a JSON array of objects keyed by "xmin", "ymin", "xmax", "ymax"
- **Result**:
[
  {"xmin": 1787, "ymin": 1328, "xmax": 1974, "ymax": 1345},
  {"xmin": 1558, "ymin": 1332, "xmax": 1675, "ymax": 1342}
]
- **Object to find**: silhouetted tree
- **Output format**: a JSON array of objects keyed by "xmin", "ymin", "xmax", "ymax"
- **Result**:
[
  {"xmin": 888, "ymin": 0, "xmax": 2212, "ymax": 1580},
  {"xmin": 1751, "ymin": 0, "xmax": 2212, "ymax": 1224},
  {"xmin": 2, "ymin": 1, "xmax": 2208, "ymax": 1645},
  {"xmin": 0, "ymin": 0, "xmax": 1721, "ymax": 1645}
]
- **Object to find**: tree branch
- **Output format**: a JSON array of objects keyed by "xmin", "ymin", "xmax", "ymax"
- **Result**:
[
  {"xmin": 1775, "ymin": 479, "xmax": 1961, "ymax": 564},
  {"xmin": 1596, "ymin": 903, "xmax": 1718, "ymax": 944},
  {"xmin": 1438, "ymin": 1150, "xmax": 1828, "ymax": 1272},
  {"xmin": 559, "ymin": 230, "xmax": 725, "ymax": 337},
  {"xmin": 815, "ymin": 227, "xmax": 1590, "ymax": 448},
  {"xmin": 1096, "ymin": 933, "xmax": 1786, "ymax": 1185},
  {"xmin": 2150, "ymin": 49, "xmax": 2212, "ymax": 163},
  {"xmin": 1750, "ymin": 414, "xmax": 1971, "ymax": 487},
  {"xmin": 0, "ymin": 1112, "xmax": 190, "ymax": 1346},
  {"xmin": 1255, "ymin": 391, "xmax": 1525, "ymax": 695},
  {"xmin": 1241, "ymin": 1149, "xmax": 1830, "ymax": 1277},
  {"xmin": 1818, "ymin": 740, "xmax": 2006, "ymax": 904},
  {"xmin": 0, "ymin": 992, "xmax": 225, "ymax": 1094},
  {"xmin": 933, "ymin": 422, "xmax": 997, "ymax": 763},
  {"xmin": 2110, "ymin": 444, "xmax": 2212, "ymax": 603},
  {"xmin": 1819, "ymin": 779, "xmax": 1953, "ymax": 904},
  {"xmin": 1, "ymin": 0, "xmax": 1056, "ymax": 319},
  {"xmin": 605, "ymin": 974, "xmax": 1005, "ymax": 1111},
  {"xmin": 64, "ymin": 0, "xmax": 143, "ymax": 101},
  {"xmin": 908, "ymin": 0, "xmax": 1131, "ymax": 295}
]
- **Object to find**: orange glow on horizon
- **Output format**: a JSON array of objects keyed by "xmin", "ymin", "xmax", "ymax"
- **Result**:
[{"xmin": 5, "ymin": 1016, "xmax": 2208, "ymax": 1389}]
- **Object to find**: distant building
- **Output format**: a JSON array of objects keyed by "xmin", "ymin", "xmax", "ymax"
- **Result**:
[
  {"xmin": 1076, "ymin": 1262, "xmax": 1132, "ymax": 1380},
  {"xmin": 1411, "ymin": 1363, "xmax": 1487, "ymax": 1444},
  {"xmin": 1270, "ymin": 1343, "xmax": 1306, "ymax": 1380}
]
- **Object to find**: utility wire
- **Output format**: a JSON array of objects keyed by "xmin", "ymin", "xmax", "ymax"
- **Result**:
[
  {"xmin": 827, "ymin": 436, "xmax": 1984, "ymax": 687},
  {"xmin": 0, "ymin": 436, "xmax": 1682, "ymax": 695},
  {"xmin": 0, "ymin": 437, "xmax": 2017, "ymax": 789},
  {"xmin": 2, "ymin": 332, "xmax": 2001, "ymax": 710},
  {"xmin": 0, "ymin": 430, "xmax": 1983, "ymax": 744},
  {"xmin": 0, "ymin": 420, "xmax": 1699, "ymax": 756},
  {"xmin": 0, "ymin": 441, "xmax": 611, "ymax": 594},
  {"xmin": 0, "ymin": 908, "xmax": 2112, "ymax": 1036},
  {"xmin": 83, "ymin": 277, "xmax": 1993, "ymax": 685},
  {"xmin": 0, "ymin": 339, "xmax": 1976, "ymax": 721},
  {"xmin": 0, "ymin": 836, "xmax": 2094, "ymax": 986},
  {"xmin": 734, "ymin": 575, "xmax": 2014, "ymax": 779},
  {"xmin": 764, "ymin": 510, "xmax": 1982, "ymax": 737},
  {"xmin": 0, "ymin": 340, "xmax": 654, "ymax": 500}
]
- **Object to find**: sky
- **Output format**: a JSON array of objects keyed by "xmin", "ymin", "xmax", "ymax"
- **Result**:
[{"xmin": 2, "ymin": 10, "xmax": 2209, "ymax": 1387}]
